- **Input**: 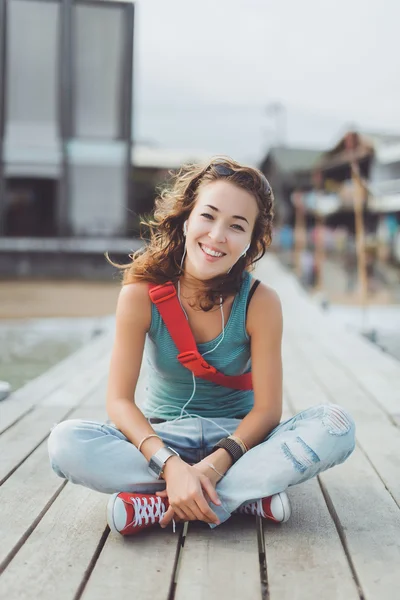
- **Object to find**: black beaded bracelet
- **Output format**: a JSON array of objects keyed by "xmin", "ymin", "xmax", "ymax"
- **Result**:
[{"xmin": 212, "ymin": 437, "xmax": 244, "ymax": 464}]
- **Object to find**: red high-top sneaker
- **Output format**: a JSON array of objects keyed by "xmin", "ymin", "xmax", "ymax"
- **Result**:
[
  {"xmin": 107, "ymin": 492, "xmax": 169, "ymax": 535},
  {"xmin": 235, "ymin": 491, "xmax": 291, "ymax": 523}
]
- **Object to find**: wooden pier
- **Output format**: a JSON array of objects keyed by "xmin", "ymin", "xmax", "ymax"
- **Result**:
[{"xmin": 1, "ymin": 255, "xmax": 399, "ymax": 599}]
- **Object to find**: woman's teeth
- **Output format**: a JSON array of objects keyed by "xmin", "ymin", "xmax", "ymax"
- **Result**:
[{"xmin": 200, "ymin": 244, "xmax": 224, "ymax": 258}]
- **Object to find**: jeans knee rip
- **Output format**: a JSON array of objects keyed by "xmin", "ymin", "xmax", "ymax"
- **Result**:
[
  {"xmin": 322, "ymin": 406, "xmax": 352, "ymax": 436},
  {"xmin": 282, "ymin": 436, "xmax": 320, "ymax": 473}
]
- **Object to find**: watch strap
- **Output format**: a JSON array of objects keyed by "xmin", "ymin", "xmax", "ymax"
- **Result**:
[{"xmin": 212, "ymin": 437, "xmax": 244, "ymax": 464}]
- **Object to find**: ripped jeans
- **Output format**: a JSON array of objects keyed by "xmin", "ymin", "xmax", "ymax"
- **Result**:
[{"xmin": 48, "ymin": 404, "xmax": 355, "ymax": 527}]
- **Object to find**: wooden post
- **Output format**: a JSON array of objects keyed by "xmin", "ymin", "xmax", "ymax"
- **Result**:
[
  {"xmin": 353, "ymin": 163, "xmax": 368, "ymax": 301},
  {"xmin": 312, "ymin": 170, "xmax": 325, "ymax": 291},
  {"xmin": 345, "ymin": 133, "xmax": 368, "ymax": 307}
]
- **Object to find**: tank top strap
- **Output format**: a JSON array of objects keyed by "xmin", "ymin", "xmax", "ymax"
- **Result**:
[{"xmin": 228, "ymin": 271, "xmax": 252, "ymax": 340}]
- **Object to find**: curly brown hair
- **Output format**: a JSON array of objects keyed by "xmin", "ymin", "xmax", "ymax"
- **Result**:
[{"xmin": 111, "ymin": 156, "xmax": 274, "ymax": 310}]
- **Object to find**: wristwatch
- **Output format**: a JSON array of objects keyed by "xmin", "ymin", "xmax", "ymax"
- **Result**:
[{"xmin": 148, "ymin": 446, "xmax": 180, "ymax": 479}]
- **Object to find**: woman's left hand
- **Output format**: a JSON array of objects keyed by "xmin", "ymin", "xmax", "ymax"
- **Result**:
[{"xmin": 155, "ymin": 460, "xmax": 223, "ymax": 523}]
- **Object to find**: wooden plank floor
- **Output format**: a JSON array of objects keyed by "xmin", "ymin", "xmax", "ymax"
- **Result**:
[{"xmin": 1, "ymin": 255, "xmax": 399, "ymax": 599}]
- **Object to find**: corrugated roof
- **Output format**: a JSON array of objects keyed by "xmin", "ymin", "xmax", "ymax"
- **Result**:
[
  {"xmin": 375, "ymin": 142, "xmax": 400, "ymax": 164},
  {"xmin": 262, "ymin": 146, "xmax": 322, "ymax": 173},
  {"xmin": 360, "ymin": 130, "xmax": 400, "ymax": 146}
]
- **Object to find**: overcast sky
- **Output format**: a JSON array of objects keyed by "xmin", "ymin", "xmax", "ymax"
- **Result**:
[{"xmin": 133, "ymin": 0, "xmax": 400, "ymax": 163}]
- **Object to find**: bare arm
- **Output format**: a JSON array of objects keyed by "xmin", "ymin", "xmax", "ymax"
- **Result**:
[
  {"xmin": 197, "ymin": 282, "xmax": 283, "ymax": 478},
  {"xmin": 233, "ymin": 283, "xmax": 283, "ymax": 443},
  {"xmin": 106, "ymin": 282, "xmax": 168, "ymax": 461}
]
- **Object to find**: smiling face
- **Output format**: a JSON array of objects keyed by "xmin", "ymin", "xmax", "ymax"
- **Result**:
[{"xmin": 183, "ymin": 180, "xmax": 259, "ymax": 280}]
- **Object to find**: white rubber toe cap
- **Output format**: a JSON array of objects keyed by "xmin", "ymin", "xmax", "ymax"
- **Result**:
[
  {"xmin": 270, "ymin": 492, "xmax": 291, "ymax": 523},
  {"xmin": 107, "ymin": 493, "xmax": 127, "ymax": 534}
]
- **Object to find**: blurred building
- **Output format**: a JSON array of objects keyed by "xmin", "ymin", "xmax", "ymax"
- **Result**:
[
  {"xmin": 370, "ymin": 142, "xmax": 400, "ymax": 214},
  {"xmin": 279, "ymin": 130, "xmax": 400, "ymax": 270},
  {"xmin": 307, "ymin": 131, "xmax": 400, "ymax": 233},
  {"xmin": 259, "ymin": 146, "xmax": 322, "ymax": 224},
  {"xmin": 310, "ymin": 131, "xmax": 376, "ymax": 232},
  {"xmin": 369, "ymin": 142, "xmax": 400, "ymax": 263},
  {"xmin": 0, "ymin": 0, "xmax": 134, "ymax": 239}
]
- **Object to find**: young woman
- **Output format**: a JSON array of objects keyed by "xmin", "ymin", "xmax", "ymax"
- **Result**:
[{"xmin": 48, "ymin": 158, "xmax": 356, "ymax": 536}]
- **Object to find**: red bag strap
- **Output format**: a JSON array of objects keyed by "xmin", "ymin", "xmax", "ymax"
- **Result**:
[{"xmin": 148, "ymin": 282, "xmax": 253, "ymax": 391}]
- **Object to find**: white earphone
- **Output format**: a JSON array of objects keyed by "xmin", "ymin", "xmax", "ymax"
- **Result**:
[{"xmin": 241, "ymin": 243, "xmax": 250, "ymax": 257}]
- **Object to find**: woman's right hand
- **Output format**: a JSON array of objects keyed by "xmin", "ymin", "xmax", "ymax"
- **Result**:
[{"xmin": 157, "ymin": 457, "xmax": 221, "ymax": 527}]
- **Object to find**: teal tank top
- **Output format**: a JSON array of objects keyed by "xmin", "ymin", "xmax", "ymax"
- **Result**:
[{"xmin": 142, "ymin": 271, "xmax": 254, "ymax": 420}]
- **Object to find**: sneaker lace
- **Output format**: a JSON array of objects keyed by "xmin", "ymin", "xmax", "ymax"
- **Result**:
[
  {"xmin": 239, "ymin": 499, "xmax": 265, "ymax": 517},
  {"xmin": 128, "ymin": 496, "xmax": 166, "ymax": 528}
]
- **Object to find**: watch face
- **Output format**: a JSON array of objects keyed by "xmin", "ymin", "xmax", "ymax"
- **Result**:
[
  {"xmin": 148, "ymin": 457, "xmax": 162, "ymax": 478},
  {"xmin": 148, "ymin": 447, "xmax": 180, "ymax": 479}
]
